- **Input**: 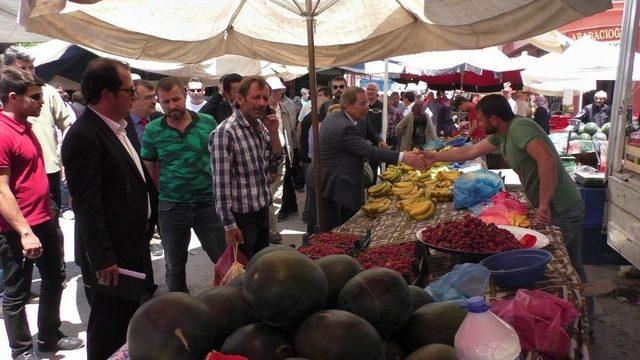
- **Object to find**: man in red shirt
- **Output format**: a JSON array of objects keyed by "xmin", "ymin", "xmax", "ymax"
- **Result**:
[{"xmin": 0, "ymin": 67, "xmax": 82, "ymax": 359}]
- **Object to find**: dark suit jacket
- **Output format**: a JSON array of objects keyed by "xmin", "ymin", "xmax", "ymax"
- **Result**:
[
  {"xmin": 200, "ymin": 93, "xmax": 233, "ymax": 123},
  {"xmin": 313, "ymin": 110, "xmax": 399, "ymax": 210},
  {"xmin": 124, "ymin": 114, "xmax": 142, "ymax": 153},
  {"xmin": 61, "ymin": 109, "xmax": 158, "ymax": 276}
]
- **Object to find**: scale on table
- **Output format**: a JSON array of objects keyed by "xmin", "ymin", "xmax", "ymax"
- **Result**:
[{"xmin": 574, "ymin": 168, "xmax": 606, "ymax": 187}]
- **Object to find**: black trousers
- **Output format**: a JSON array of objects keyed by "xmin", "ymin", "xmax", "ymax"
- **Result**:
[
  {"xmin": 0, "ymin": 220, "xmax": 65, "ymax": 358},
  {"xmin": 281, "ymin": 155, "xmax": 299, "ymax": 214},
  {"xmin": 47, "ymin": 171, "xmax": 66, "ymax": 277},
  {"xmin": 86, "ymin": 292, "xmax": 139, "ymax": 360},
  {"xmin": 306, "ymin": 184, "xmax": 357, "ymax": 234},
  {"xmin": 233, "ymin": 207, "xmax": 270, "ymax": 258}
]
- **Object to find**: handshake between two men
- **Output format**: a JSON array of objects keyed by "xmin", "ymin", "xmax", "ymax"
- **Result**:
[{"xmin": 399, "ymin": 149, "xmax": 436, "ymax": 170}]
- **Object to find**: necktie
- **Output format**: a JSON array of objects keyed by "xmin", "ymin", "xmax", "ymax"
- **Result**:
[{"xmin": 140, "ymin": 117, "xmax": 149, "ymax": 127}]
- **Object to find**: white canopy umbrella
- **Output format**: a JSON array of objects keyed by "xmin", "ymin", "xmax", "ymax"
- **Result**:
[
  {"xmin": 395, "ymin": 47, "xmax": 521, "ymax": 76},
  {"xmin": 0, "ymin": 0, "xmax": 49, "ymax": 42},
  {"xmin": 30, "ymin": 39, "xmax": 308, "ymax": 84},
  {"xmin": 19, "ymin": 0, "xmax": 612, "ymax": 230},
  {"xmin": 522, "ymin": 35, "xmax": 640, "ymax": 83},
  {"xmin": 20, "ymin": 0, "xmax": 611, "ymax": 66}
]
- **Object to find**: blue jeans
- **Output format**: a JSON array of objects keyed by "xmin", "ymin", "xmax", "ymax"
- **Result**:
[{"xmin": 157, "ymin": 200, "xmax": 225, "ymax": 292}]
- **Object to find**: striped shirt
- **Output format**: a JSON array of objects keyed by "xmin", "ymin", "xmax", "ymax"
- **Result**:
[{"xmin": 209, "ymin": 109, "xmax": 283, "ymax": 230}]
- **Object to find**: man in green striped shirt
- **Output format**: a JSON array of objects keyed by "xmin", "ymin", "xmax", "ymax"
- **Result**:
[{"xmin": 141, "ymin": 77, "xmax": 224, "ymax": 292}]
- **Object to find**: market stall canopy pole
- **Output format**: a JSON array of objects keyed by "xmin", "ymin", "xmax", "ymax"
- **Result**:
[
  {"xmin": 19, "ymin": 0, "xmax": 613, "ymax": 67},
  {"xmin": 306, "ymin": 0, "xmax": 324, "ymax": 231}
]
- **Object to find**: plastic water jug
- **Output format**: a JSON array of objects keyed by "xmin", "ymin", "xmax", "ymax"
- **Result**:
[{"xmin": 454, "ymin": 296, "xmax": 521, "ymax": 360}]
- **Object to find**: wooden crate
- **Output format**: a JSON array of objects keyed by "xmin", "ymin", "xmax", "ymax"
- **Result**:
[{"xmin": 624, "ymin": 144, "xmax": 640, "ymax": 174}]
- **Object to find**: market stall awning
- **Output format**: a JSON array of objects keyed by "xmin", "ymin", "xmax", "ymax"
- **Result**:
[
  {"xmin": 394, "ymin": 47, "xmax": 524, "ymax": 92},
  {"xmin": 19, "ymin": 0, "xmax": 612, "ymax": 67},
  {"xmin": 30, "ymin": 40, "xmax": 308, "ymax": 84},
  {"xmin": 522, "ymin": 35, "xmax": 640, "ymax": 84},
  {"xmin": 0, "ymin": 0, "xmax": 49, "ymax": 42}
]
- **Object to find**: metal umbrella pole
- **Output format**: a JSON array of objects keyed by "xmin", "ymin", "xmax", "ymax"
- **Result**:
[{"xmin": 305, "ymin": 0, "xmax": 324, "ymax": 231}]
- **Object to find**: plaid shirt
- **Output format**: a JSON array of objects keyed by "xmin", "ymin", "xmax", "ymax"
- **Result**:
[
  {"xmin": 209, "ymin": 109, "xmax": 283, "ymax": 230},
  {"xmin": 386, "ymin": 105, "xmax": 403, "ymax": 138}
]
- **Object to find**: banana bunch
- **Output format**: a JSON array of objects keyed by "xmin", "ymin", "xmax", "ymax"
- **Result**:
[
  {"xmin": 396, "ymin": 188, "xmax": 428, "ymax": 210},
  {"xmin": 431, "ymin": 188, "xmax": 453, "ymax": 202},
  {"xmin": 367, "ymin": 181, "xmax": 392, "ymax": 197},
  {"xmin": 403, "ymin": 198, "xmax": 437, "ymax": 221},
  {"xmin": 380, "ymin": 167, "xmax": 403, "ymax": 183},
  {"xmin": 391, "ymin": 181, "xmax": 417, "ymax": 197},
  {"xmin": 402, "ymin": 170, "xmax": 419, "ymax": 182},
  {"xmin": 362, "ymin": 197, "xmax": 391, "ymax": 216},
  {"xmin": 437, "ymin": 170, "xmax": 462, "ymax": 182},
  {"xmin": 397, "ymin": 164, "xmax": 415, "ymax": 172}
]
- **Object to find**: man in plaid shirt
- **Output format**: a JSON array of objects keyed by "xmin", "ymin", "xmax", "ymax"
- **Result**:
[{"xmin": 209, "ymin": 76, "xmax": 283, "ymax": 257}]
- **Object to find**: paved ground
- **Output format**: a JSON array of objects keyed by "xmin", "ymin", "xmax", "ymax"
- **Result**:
[{"xmin": 1, "ymin": 191, "xmax": 638, "ymax": 359}]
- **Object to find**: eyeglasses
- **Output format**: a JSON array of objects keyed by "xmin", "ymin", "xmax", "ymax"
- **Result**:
[
  {"xmin": 117, "ymin": 88, "xmax": 136, "ymax": 96},
  {"xmin": 188, "ymin": 88, "xmax": 204, "ymax": 93},
  {"xmin": 333, "ymin": 84, "xmax": 345, "ymax": 89},
  {"xmin": 28, "ymin": 93, "xmax": 43, "ymax": 101},
  {"xmin": 141, "ymin": 95, "xmax": 156, "ymax": 101}
]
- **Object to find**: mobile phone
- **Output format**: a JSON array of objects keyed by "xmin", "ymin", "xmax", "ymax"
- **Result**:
[{"xmin": 265, "ymin": 105, "xmax": 275, "ymax": 115}]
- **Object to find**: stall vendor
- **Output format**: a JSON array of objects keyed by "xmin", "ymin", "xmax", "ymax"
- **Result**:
[
  {"xmin": 422, "ymin": 94, "xmax": 594, "ymax": 327},
  {"xmin": 573, "ymin": 90, "xmax": 611, "ymax": 127}
]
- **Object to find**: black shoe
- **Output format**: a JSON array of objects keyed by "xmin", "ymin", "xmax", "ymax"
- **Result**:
[
  {"xmin": 150, "ymin": 243, "xmax": 164, "ymax": 257},
  {"xmin": 38, "ymin": 336, "xmax": 84, "ymax": 352},
  {"xmin": 277, "ymin": 211, "xmax": 289, "ymax": 222},
  {"xmin": 15, "ymin": 350, "xmax": 39, "ymax": 360}
]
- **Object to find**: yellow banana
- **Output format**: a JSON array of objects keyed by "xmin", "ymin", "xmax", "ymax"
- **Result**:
[
  {"xmin": 412, "ymin": 201, "xmax": 436, "ymax": 220},
  {"xmin": 408, "ymin": 201, "xmax": 432, "ymax": 217}
]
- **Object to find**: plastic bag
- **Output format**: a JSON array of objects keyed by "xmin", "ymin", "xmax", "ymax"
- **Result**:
[
  {"xmin": 453, "ymin": 170, "xmax": 504, "ymax": 209},
  {"xmin": 206, "ymin": 351, "xmax": 248, "ymax": 360},
  {"xmin": 478, "ymin": 192, "xmax": 530, "ymax": 227},
  {"xmin": 213, "ymin": 243, "xmax": 248, "ymax": 286},
  {"xmin": 426, "ymin": 263, "xmax": 490, "ymax": 302},
  {"xmin": 423, "ymin": 138, "xmax": 445, "ymax": 151},
  {"xmin": 491, "ymin": 289, "xmax": 579, "ymax": 359}
]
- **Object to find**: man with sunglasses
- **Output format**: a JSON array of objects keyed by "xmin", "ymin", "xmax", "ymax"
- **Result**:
[
  {"xmin": 185, "ymin": 77, "xmax": 208, "ymax": 113},
  {"xmin": 62, "ymin": 58, "xmax": 158, "ymax": 360},
  {"xmin": 0, "ymin": 67, "xmax": 83, "ymax": 360},
  {"xmin": 318, "ymin": 76, "xmax": 347, "ymax": 122}
]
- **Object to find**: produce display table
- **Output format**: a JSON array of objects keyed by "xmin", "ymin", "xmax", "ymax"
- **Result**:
[{"xmin": 334, "ymin": 194, "xmax": 590, "ymax": 360}]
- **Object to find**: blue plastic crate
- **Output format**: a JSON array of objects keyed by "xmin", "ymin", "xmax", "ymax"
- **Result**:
[
  {"xmin": 577, "ymin": 185, "xmax": 606, "ymax": 226},
  {"xmin": 581, "ymin": 225, "xmax": 628, "ymax": 265}
]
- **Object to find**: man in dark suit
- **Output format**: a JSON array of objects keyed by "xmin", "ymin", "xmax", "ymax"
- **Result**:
[
  {"xmin": 200, "ymin": 73, "xmax": 242, "ymax": 122},
  {"xmin": 124, "ymin": 79, "xmax": 158, "ymax": 153},
  {"xmin": 61, "ymin": 58, "xmax": 158, "ymax": 360},
  {"xmin": 307, "ymin": 86, "xmax": 426, "ymax": 232}
]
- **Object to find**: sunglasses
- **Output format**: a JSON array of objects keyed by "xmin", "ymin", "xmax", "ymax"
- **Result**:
[
  {"xmin": 188, "ymin": 88, "xmax": 204, "ymax": 93},
  {"xmin": 117, "ymin": 88, "xmax": 136, "ymax": 96},
  {"xmin": 28, "ymin": 93, "xmax": 43, "ymax": 101},
  {"xmin": 333, "ymin": 84, "xmax": 345, "ymax": 89}
]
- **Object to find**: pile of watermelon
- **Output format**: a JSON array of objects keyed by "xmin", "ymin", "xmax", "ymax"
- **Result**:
[{"xmin": 573, "ymin": 122, "xmax": 609, "ymax": 141}]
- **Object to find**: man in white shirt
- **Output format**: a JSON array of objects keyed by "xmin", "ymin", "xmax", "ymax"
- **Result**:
[
  {"xmin": 185, "ymin": 77, "xmax": 207, "ymax": 113},
  {"xmin": 502, "ymin": 88, "xmax": 518, "ymax": 115}
]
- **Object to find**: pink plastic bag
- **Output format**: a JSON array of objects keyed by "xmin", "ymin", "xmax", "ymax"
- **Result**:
[
  {"xmin": 491, "ymin": 191, "xmax": 528, "ymax": 215},
  {"xmin": 213, "ymin": 243, "xmax": 248, "ymax": 286},
  {"xmin": 491, "ymin": 289, "xmax": 579, "ymax": 359},
  {"xmin": 479, "ymin": 192, "xmax": 530, "ymax": 227},
  {"xmin": 206, "ymin": 351, "xmax": 248, "ymax": 360}
]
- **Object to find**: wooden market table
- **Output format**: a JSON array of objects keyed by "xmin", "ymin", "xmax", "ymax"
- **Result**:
[{"xmin": 334, "ymin": 193, "xmax": 590, "ymax": 360}]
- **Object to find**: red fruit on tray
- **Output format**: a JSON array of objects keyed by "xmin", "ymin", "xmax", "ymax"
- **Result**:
[{"xmin": 520, "ymin": 234, "xmax": 537, "ymax": 248}]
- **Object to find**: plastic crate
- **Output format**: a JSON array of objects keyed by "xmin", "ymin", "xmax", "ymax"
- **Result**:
[
  {"xmin": 581, "ymin": 225, "xmax": 628, "ymax": 265},
  {"xmin": 577, "ymin": 185, "xmax": 606, "ymax": 226}
]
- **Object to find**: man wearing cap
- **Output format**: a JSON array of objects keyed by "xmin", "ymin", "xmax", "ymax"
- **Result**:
[
  {"xmin": 573, "ymin": 90, "xmax": 611, "ymax": 127},
  {"xmin": 265, "ymin": 77, "xmax": 299, "ymax": 230}
]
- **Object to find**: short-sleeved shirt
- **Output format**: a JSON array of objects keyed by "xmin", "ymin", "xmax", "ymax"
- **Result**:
[
  {"xmin": 487, "ymin": 117, "xmax": 581, "ymax": 215},
  {"xmin": 468, "ymin": 107, "xmax": 486, "ymax": 140},
  {"xmin": 140, "ymin": 111, "xmax": 218, "ymax": 203},
  {"xmin": 0, "ymin": 113, "xmax": 51, "ymax": 232}
]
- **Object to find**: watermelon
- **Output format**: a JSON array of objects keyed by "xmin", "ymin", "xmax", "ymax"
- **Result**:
[
  {"xmin": 584, "ymin": 122, "xmax": 600, "ymax": 136},
  {"xmin": 221, "ymin": 323, "xmax": 294, "ymax": 360},
  {"xmin": 593, "ymin": 132, "xmax": 608, "ymax": 141},
  {"xmin": 578, "ymin": 133, "xmax": 592, "ymax": 140},
  {"xmin": 196, "ymin": 286, "xmax": 256, "ymax": 348},
  {"xmin": 602, "ymin": 122, "xmax": 611, "ymax": 136},
  {"xmin": 243, "ymin": 251, "xmax": 328, "ymax": 329},
  {"xmin": 314, "ymin": 255, "xmax": 362, "ymax": 308},
  {"xmin": 578, "ymin": 124, "xmax": 586, "ymax": 134},
  {"xmin": 569, "ymin": 132, "xmax": 579, "ymax": 141}
]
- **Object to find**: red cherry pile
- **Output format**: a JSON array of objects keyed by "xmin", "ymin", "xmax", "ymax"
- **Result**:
[
  {"xmin": 420, "ymin": 215, "xmax": 524, "ymax": 254},
  {"xmin": 298, "ymin": 232, "xmax": 361, "ymax": 259},
  {"xmin": 356, "ymin": 242, "xmax": 418, "ymax": 283}
]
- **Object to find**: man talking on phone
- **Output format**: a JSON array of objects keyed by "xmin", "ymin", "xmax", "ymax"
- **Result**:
[{"xmin": 210, "ymin": 76, "xmax": 283, "ymax": 258}]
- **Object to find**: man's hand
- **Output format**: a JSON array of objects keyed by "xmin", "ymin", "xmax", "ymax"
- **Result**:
[
  {"xmin": 419, "ymin": 151, "xmax": 438, "ymax": 168},
  {"xmin": 21, "ymin": 231, "xmax": 42, "ymax": 259},
  {"xmin": 96, "ymin": 264, "xmax": 119, "ymax": 286},
  {"xmin": 263, "ymin": 113, "xmax": 279, "ymax": 134},
  {"xmin": 378, "ymin": 141, "xmax": 390, "ymax": 149},
  {"xmin": 225, "ymin": 228, "xmax": 244, "ymax": 247},
  {"xmin": 401, "ymin": 151, "xmax": 428, "ymax": 170},
  {"xmin": 534, "ymin": 204, "xmax": 552, "ymax": 226}
]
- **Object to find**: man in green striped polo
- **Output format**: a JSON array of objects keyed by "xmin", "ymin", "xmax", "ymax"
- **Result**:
[{"xmin": 140, "ymin": 77, "xmax": 225, "ymax": 292}]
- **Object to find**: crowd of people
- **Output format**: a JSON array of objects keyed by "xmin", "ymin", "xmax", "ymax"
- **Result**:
[{"xmin": 0, "ymin": 43, "xmax": 599, "ymax": 359}]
